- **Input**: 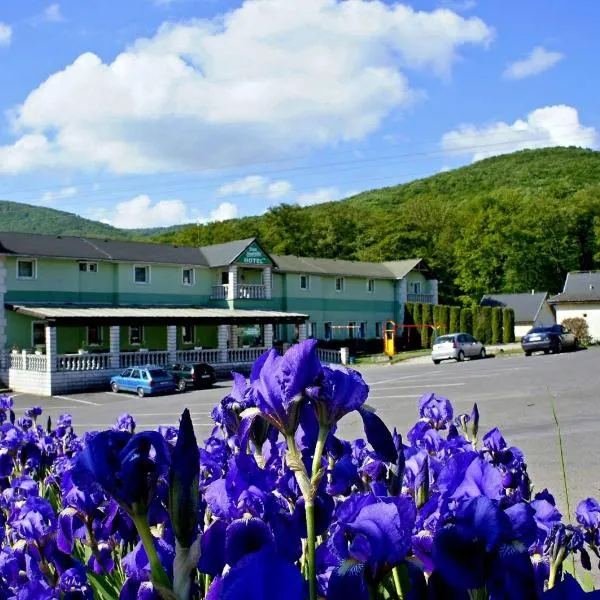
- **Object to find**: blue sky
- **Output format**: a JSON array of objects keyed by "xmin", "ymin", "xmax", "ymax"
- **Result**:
[{"xmin": 0, "ymin": 0, "xmax": 597, "ymax": 229}]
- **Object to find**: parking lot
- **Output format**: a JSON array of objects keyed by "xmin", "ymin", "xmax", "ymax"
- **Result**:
[{"xmin": 8, "ymin": 347, "xmax": 600, "ymax": 513}]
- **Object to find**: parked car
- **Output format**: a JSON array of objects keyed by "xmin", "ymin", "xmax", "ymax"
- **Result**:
[
  {"xmin": 432, "ymin": 333, "xmax": 486, "ymax": 364},
  {"xmin": 521, "ymin": 324, "xmax": 578, "ymax": 356},
  {"xmin": 165, "ymin": 363, "xmax": 217, "ymax": 391},
  {"xmin": 110, "ymin": 365, "xmax": 177, "ymax": 397}
]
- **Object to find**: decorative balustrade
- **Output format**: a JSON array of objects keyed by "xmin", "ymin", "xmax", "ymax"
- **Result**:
[
  {"xmin": 227, "ymin": 347, "xmax": 267, "ymax": 363},
  {"xmin": 237, "ymin": 284, "xmax": 266, "ymax": 300},
  {"xmin": 211, "ymin": 285, "xmax": 229, "ymax": 300},
  {"xmin": 176, "ymin": 349, "xmax": 220, "ymax": 364},
  {"xmin": 57, "ymin": 353, "xmax": 110, "ymax": 371},
  {"xmin": 9, "ymin": 353, "xmax": 25, "ymax": 370},
  {"xmin": 119, "ymin": 351, "xmax": 169, "ymax": 368},
  {"xmin": 317, "ymin": 348, "xmax": 342, "ymax": 364},
  {"xmin": 26, "ymin": 354, "xmax": 48, "ymax": 372},
  {"xmin": 407, "ymin": 293, "xmax": 435, "ymax": 304}
]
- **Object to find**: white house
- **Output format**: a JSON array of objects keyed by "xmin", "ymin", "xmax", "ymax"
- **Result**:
[
  {"xmin": 480, "ymin": 291, "xmax": 555, "ymax": 339},
  {"xmin": 549, "ymin": 271, "xmax": 600, "ymax": 342}
]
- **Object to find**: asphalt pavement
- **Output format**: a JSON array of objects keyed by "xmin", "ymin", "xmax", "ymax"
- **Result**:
[{"xmin": 8, "ymin": 348, "xmax": 600, "ymax": 515}]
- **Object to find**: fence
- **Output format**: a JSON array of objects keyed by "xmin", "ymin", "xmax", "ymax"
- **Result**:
[
  {"xmin": 119, "ymin": 351, "xmax": 169, "ymax": 368},
  {"xmin": 227, "ymin": 347, "xmax": 267, "ymax": 363},
  {"xmin": 176, "ymin": 349, "xmax": 220, "ymax": 364},
  {"xmin": 318, "ymin": 348, "xmax": 342, "ymax": 364},
  {"xmin": 57, "ymin": 353, "xmax": 111, "ymax": 371}
]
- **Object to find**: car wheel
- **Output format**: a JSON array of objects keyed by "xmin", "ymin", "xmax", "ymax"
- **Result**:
[
  {"xmin": 177, "ymin": 378, "xmax": 186, "ymax": 392},
  {"xmin": 543, "ymin": 349, "xmax": 550, "ymax": 355},
  {"xmin": 574, "ymin": 338, "xmax": 579, "ymax": 350},
  {"xmin": 479, "ymin": 348, "xmax": 486, "ymax": 359},
  {"xmin": 433, "ymin": 359, "xmax": 441, "ymax": 365},
  {"xmin": 524, "ymin": 351, "xmax": 531, "ymax": 356},
  {"xmin": 111, "ymin": 382, "xmax": 119, "ymax": 393},
  {"xmin": 137, "ymin": 387, "xmax": 145, "ymax": 398},
  {"xmin": 554, "ymin": 341, "xmax": 563, "ymax": 354},
  {"xmin": 456, "ymin": 350, "xmax": 465, "ymax": 362}
]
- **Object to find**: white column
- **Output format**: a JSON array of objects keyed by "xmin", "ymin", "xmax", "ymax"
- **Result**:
[
  {"xmin": 263, "ymin": 324, "xmax": 274, "ymax": 348},
  {"xmin": 263, "ymin": 267, "xmax": 272, "ymax": 300},
  {"xmin": 109, "ymin": 326, "xmax": 120, "ymax": 369},
  {"xmin": 45, "ymin": 325, "xmax": 57, "ymax": 373},
  {"xmin": 218, "ymin": 324, "xmax": 229, "ymax": 363},
  {"xmin": 398, "ymin": 278, "xmax": 408, "ymax": 304},
  {"xmin": 0, "ymin": 256, "xmax": 6, "ymax": 352},
  {"xmin": 430, "ymin": 279, "xmax": 439, "ymax": 305},
  {"xmin": 230, "ymin": 325, "xmax": 238, "ymax": 349},
  {"xmin": 227, "ymin": 265, "xmax": 238, "ymax": 301},
  {"xmin": 298, "ymin": 322, "xmax": 308, "ymax": 341},
  {"xmin": 167, "ymin": 325, "xmax": 177, "ymax": 363},
  {"xmin": 397, "ymin": 278, "xmax": 408, "ymax": 332}
]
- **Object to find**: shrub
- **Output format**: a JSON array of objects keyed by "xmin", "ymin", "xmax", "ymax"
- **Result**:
[
  {"xmin": 460, "ymin": 307, "xmax": 473, "ymax": 335},
  {"xmin": 561, "ymin": 317, "xmax": 591, "ymax": 346},
  {"xmin": 502, "ymin": 307, "xmax": 515, "ymax": 343},
  {"xmin": 422, "ymin": 303, "xmax": 433, "ymax": 349},
  {"xmin": 491, "ymin": 307, "xmax": 503, "ymax": 344},
  {"xmin": 472, "ymin": 305, "xmax": 483, "ymax": 341},
  {"xmin": 412, "ymin": 303, "xmax": 423, "ymax": 349},
  {"xmin": 437, "ymin": 305, "xmax": 450, "ymax": 337},
  {"xmin": 449, "ymin": 306, "xmax": 461, "ymax": 334}
]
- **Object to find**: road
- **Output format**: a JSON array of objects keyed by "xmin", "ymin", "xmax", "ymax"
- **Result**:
[{"xmin": 9, "ymin": 348, "xmax": 600, "ymax": 514}]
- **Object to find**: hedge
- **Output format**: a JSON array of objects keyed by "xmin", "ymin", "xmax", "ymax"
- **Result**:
[
  {"xmin": 437, "ymin": 305, "xmax": 450, "ymax": 337},
  {"xmin": 422, "ymin": 303, "xmax": 433, "ymax": 349},
  {"xmin": 502, "ymin": 308, "xmax": 515, "ymax": 343},
  {"xmin": 412, "ymin": 303, "xmax": 423, "ymax": 349},
  {"xmin": 449, "ymin": 306, "xmax": 461, "ymax": 334},
  {"xmin": 491, "ymin": 307, "xmax": 503, "ymax": 344},
  {"xmin": 460, "ymin": 307, "xmax": 473, "ymax": 335},
  {"xmin": 480, "ymin": 306, "xmax": 492, "ymax": 344}
]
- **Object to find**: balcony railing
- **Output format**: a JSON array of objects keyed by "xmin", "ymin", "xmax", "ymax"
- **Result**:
[
  {"xmin": 57, "ymin": 353, "xmax": 110, "ymax": 371},
  {"xmin": 228, "ymin": 347, "xmax": 268, "ymax": 363},
  {"xmin": 407, "ymin": 293, "xmax": 435, "ymax": 304},
  {"xmin": 119, "ymin": 351, "xmax": 169, "ymax": 368},
  {"xmin": 176, "ymin": 349, "xmax": 220, "ymax": 364},
  {"xmin": 210, "ymin": 284, "xmax": 267, "ymax": 300}
]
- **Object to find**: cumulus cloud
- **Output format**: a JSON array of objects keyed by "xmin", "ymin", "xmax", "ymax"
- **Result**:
[
  {"xmin": 0, "ymin": 22, "xmax": 12, "ymax": 46},
  {"xmin": 41, "ymin": 185, "xmax": 77, "ymax": 204},
  {"xmin": 297, "ymin": 187, "xmax": 345, "ymax": 206},
  {"xmin": 217, "ymin": 175, "xmax": 292, "ymax": 200},
  {"xmin": 503, "ymin": 46, "xmax": 564, "ymax": 80},
  {"xmin": 101, "ymin": 195, "xmax": 190, "ymax": 228},
  {"xmin": 441, "ymin": 105, "xmax": 597, "ymax": 162},
  {"xmin": 44, "ymin": 4, "xmax": 64, "ymax": 22},
  {"xmin": 0, "ymin": 0, "xmax": 492, "ymax": 175},
  {"xmin": 200, "ymin": 201, "xmax": 238, "ymax": 223}
]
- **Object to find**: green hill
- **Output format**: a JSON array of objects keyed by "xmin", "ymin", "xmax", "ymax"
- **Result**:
[{"xmin": 155, "ymin": 147, "xmax": 600, "ymax": 302}]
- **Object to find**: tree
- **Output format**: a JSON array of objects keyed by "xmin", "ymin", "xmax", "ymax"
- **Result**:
[
  {"xmin": 412, "ymin": 303, "xmax": 422, "ymax": 349},
  {"xmin": 422, "ymin": 304, "xmax": 433, "ymax": 349},
  {"xmin": 437, "ymin": 305, "xmax": 450, "ymax": 337},
  {"xmin": 460, "ymin": 307, "xmax": 473, "ymax": 335},
  {"xmin": 449, "ymin": 306, "xmax": 461, "ymax": 334},
  {"xmin": 503, "ymin": 308, "xmax": 515, "ymax": 343},
  {"xmin": 479, "ymin": 306, "xmax": 492, "ymax": 344},
  {"xmin": 491, "ymin": 307, "xmax": 503, "ymax": 344}
]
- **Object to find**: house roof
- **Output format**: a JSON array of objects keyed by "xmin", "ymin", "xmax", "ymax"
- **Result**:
[
  {"xmin": 198, "ymin": 238, "xmax": 258, "ymax": 267},
  {"xmin": 480, "ymin": 292, "xmax": 548, "ymax": 324},
  {"xmin": 548, "ymin": 271, "xmax": 600, "ymax": 304},
  {"xmin": 0, "ymin": 231, "xmax": 209, "ymax": 266},
  {"xmin": 7, "ymin": 305, "xmax": 308, "ymax": 325},
  {"xmin": 271, "ymin": 255, "xmax": 426, "ymax": 279}
]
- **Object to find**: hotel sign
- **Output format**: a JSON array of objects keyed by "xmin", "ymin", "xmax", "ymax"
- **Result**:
[{"xmin": 235, "ymin": 242, "xmax": 271, "ymax": 265}]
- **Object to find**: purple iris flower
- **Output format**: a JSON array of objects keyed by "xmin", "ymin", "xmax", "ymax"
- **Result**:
[
  {"xmin": 0, "ymin": 394, "xmax": 13, "ymax": 410},
  {"xmin": 114, "ymin": 413, "xmax": 136, "ymax": 433},
  {"xmin": 576, "ymin": 497, "xmax": 600, "ymax": 546},
  {"xmin": 59, "ymin": 563, "xmax": 92, "ymax": 599},
  {"xmin": 212, "ymin": 372, "xmax": 250, "ymax": 437},
  {"xmin": 24, "ymin": 406, "xmax": 43, "ymax": 420},
  {"xmin": 247, "ymin": 340, "xmax": 322, "ymax": 436},
  {"xmin": 72, "ymin": 429, "xmax": 170, "ymax": 514},
  {"xmin": 12, "ymin": 496, "xmax": 57, "ymax": 545},
  {"xmin": 419, "ymin": 392, "xmax": 454, "ymax": 429},
  {"xmin": 531, "ymin": 490, "xmax": 562, "ymax": 545}
]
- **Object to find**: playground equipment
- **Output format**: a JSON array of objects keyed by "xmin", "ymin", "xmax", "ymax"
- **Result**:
[{"xmin": 383, "ymin": 320, "xmax": 447, "ymax": 357}]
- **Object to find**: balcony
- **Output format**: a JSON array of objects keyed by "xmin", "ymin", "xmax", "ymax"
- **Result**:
[
  {"xmin": 211, "ymin": 284, "xmax": 267, "ymax": 300},
  {"xmin": 407, "ymin": 293, "xmax": 435, "ymax": 304}
]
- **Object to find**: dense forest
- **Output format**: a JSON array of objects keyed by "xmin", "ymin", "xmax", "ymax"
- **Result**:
[
  {"xmin": 155, "ymin": 147, "xmax": 600, "ymax": 304},
  {"xmin": 1, "ymin": 147, "xmax": 600, "ymax": 304}
]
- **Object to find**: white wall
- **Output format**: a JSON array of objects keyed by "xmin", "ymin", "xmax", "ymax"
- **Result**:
[
  {"xmin": 555, "ymin": 303, "xmax": 600, "ymax": 342},
  {"xmin": 515, "ymin": 324, "xmax": 533, "ymax": 339}
]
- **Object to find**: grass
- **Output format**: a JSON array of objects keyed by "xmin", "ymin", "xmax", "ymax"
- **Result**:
[{"xmin": 353, "ymin": 349, "xmax": 431, "ymax": 365}]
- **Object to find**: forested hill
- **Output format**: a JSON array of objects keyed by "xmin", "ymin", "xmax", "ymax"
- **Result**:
[{"xmin": 155, "ymin": 147, "xmax": 600, "ymax": 303}]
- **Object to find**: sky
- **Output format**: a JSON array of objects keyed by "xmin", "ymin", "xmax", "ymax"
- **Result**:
[{"xmin": 0, "ymin": 0, "xmax": 598, "ymax": 229}]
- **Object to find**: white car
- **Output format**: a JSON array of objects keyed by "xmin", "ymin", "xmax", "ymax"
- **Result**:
[{"xmin": 432, "ymin": 332, "xmax": 486, "ymax": 364}]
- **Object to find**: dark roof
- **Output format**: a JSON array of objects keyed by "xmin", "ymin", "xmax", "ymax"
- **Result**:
[
  {"xmin": 0, "ymin": 231, "xmax": 208, "ymax": 266},
  {"xmin": 480, "ymin": 292, "xmax": 548, "ymax": 323},
  {"xmin": 548, "ymin": 292, "xmax": 600, "ymax": 304},
  {"xmin": 271, "ymin": 255, "xmax": 426, "ymax": 279},
  {"xmin": 562, "ymin": 271, "xmax": 600, "ymax": 294},
  {"xmin": 199, "ymin": 238, "xmax": 263, "ymax": 267}
]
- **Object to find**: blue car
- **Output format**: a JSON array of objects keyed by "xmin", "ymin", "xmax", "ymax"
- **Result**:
[{"xmin": 110, "ymin": 365, "xmax": 177, "ymax": 397}]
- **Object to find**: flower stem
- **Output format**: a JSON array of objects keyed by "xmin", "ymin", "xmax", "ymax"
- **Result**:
[
  {"xmin": 311, "ymin": 425, "xmax": 329, "ymax": 482},
  {"xmin": 392, "ymin": 566, "xmax": 404, "ymax": 599},
  {"xmin": 548, "ymin": 547, "xmax": 567, "ymax": 589},
  {"xmin": 305, "ymin": 501, "xmax": 317, "ymax": 600},
  {"xmin": 131, "ymin": 513, "xmax": 172, "ymax": 591}
]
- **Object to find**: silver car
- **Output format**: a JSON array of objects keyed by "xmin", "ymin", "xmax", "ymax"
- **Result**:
[{"xmin": 432, "ymin": 332, "xmax": 486, "ymax": 364}]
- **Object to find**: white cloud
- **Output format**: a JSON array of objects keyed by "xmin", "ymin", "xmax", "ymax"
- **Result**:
[
  {"xmin": 102, "ymin": 195, "xmax": 190, "ymax": 228},
  {"xmin": 217, "ymin": 175, "xmax": 292, "ymax": 200},
  {"xmin": 202, "ymin": 201, "xmax": 238, "ymax": 223},
  {"xmin": 441, "ymin": 105, "xmax": 597, "ymax": 161},
  {"xmin": 44, "ymin": 4, "xmax": 64, "ymax": 23},
  {"xmin": 0, "ymin": 0, "xmax": 492, "ymax": 175},
  {"xmin": 0, "ymin": 23, "xmax": 12, "ymax": 46},
  {"xmin": 503, "ymin": 46, "xmax": 564, "ymax": 80},
  {"xmin": 297, "ymin": 187, "xmax": 344, "ymax": 206},
  {"xmin": 41, "ymin": 185, "xmax": 78, "ymax": 204}
]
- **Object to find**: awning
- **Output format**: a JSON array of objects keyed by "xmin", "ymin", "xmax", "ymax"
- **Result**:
[{"xmin": 6, "ymin": 305, "xmax": 308, "ymax": 325}]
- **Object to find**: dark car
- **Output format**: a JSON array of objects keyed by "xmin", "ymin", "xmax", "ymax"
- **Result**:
[
  {"xmin": 521, "ymin": 324, "xmax": 578, "ymax": 356},
  {"xmin": 166, "ymin": 363, "xmax": 217, "ymax": 391}
]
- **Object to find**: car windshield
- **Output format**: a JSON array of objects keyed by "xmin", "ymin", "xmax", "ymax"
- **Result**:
[
  {"xmin": 436, "ymin": 335, "xmax": 455, "ymax": 343},
  {"xmin": 149, "ymin": 369, "xmax": 170, "ymax": 378},
  {"xmin": 528, "ymin": 327, "xmax": 553, "ymax": 334}
]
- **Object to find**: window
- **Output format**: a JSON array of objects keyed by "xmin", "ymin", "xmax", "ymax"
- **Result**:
[
  {"xmin": 79, "ymin": 262, "xmax": 98, "ymax": 273},
  {"xmin": 121, "ymin": 369, "xmax": 132, "ymax": 378},
  {"xmin": 32, "ymin": 322, "xmax": 45, "ymax": 346},
  {"xmin": 410, "ymin": 281, "xmax": 421, "ymax": 294},
  {"xmin": 87, "ymin": 325, "xmax": 103, "ymax": 346},
  {"xmin": 300, "ymin": 275, "xmax": 310, "ymax": 290},
  {"xmin": 324, "ymin": 322, "xmax": 332, "ymax": 340},
  {"xmin": 348, "ymin": 321, "xmax": 356, "ymax": 340},
  {"xmin": 129, "ymin": 326, "xmax": 144, "ymax": 345},
  {"xmin": 182, "ymin": 268, "xmax": 195, "ymax": 286},
  {"xmin": 335, "ymin": 277, "xmax": 345, "ymax": 292},
  {"xmin": 134, "ymin": 265, "xmax": 150, "ymax": 284},
  {"xmin": 375, "ymin": 322, "xmax": 383, "ymax": 338},
  {"xmin": 360, "ymin": 322, "xmax": 367, "ymax": 339},
  {"xmin": 367, "ymin": 279, "xmax": 375, "ymax": 293},
  {"xmin": 221, "ymin": 271, "xmax": 229, "ymax": 285},
  {"xmin": 182, "ymin": 324, "xmax": 194, "ymax": 344},
  {"xmin": 17, "ymin": 259, "xmax": 36, "ymax": 280},
  {"xmin": 131, "ymin": 369, "xmax": 141, "ymax": 379},
  {"xmin": 308, "ymin": 322, "xmax": 317, "ymax": 338}
]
